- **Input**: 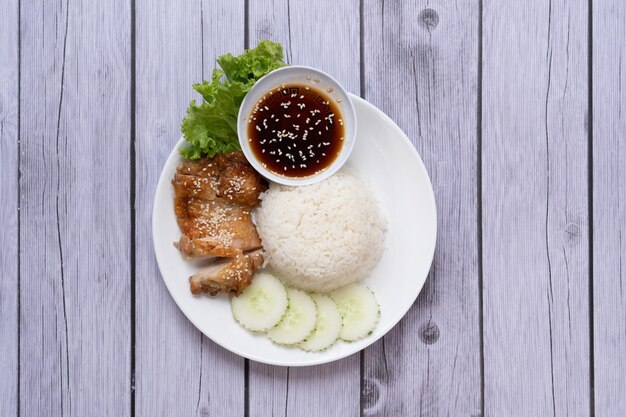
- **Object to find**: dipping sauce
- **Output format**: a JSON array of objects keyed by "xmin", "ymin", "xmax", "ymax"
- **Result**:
[{"xmin": 247, "ymin": 84, "xmax": 344, "ymax": 178}]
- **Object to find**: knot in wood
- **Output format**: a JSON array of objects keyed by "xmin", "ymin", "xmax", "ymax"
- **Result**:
[
  {"xmin": 420, "ymin": 322, "xmax": 440, "ymax": 344},
  {"xmin": 362, "ymin": 378, "xmax": 380, "ymax": 410},
  {"xmin": 156, "ymin": 123, "xmax": 168, "ymax": 138},
  {"xmin": 565, "ymin": 222, "xmax": 581, "ymax": 239},
  {"xmin": 419, "ymin": 8, "xmax": 439, "ymax": 30}
]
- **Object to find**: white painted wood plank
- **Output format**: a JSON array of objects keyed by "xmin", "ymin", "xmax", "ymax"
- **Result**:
[
  {"xmin": 19, "ymin": 0, "xmax": 132, "ymax": 415},
  {"xmin": 249, "ymin": 0, "xmax": 360, "ymax": 93},
  {"xmin": 592, "ymin": 1, "xmax": 626, "ymax": 415},
  {"xmin": 482, "ymin": 0, "xmax": 590, "ymax": 415},
  {"xmin": 248, "ymin": 1, "xmax": 360, "ymax": 416},
  {"xmin": 134, "ymin": 1, "xmax": 246, "ymax": 416},
  {"xmin": 362, "ymin": 1, "xmax": 481, "ymax": 416},
  {"xmin": 0, "ymin": 0, "xmax": 18, "ymax": 415}
]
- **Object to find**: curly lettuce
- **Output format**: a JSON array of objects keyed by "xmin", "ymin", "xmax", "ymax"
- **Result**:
[{"xmin": 180, "ymin": 40, "xmax": 287, "ymax": 159}]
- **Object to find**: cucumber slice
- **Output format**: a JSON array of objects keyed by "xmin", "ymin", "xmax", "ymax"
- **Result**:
[
  {"xmin": 299, "ymin": 294, "xmax": 342, "ymax": 352},
  {"xmin": 330, "ymin": 284, "xmax": 380, "ymax": 341},
  {"xmin": 232, "ymin": 273, "xmax": 288, "ymax": 332},
  {"xmin": 268, "ymin": 288, "xmax": 317, "ymax": 345}
]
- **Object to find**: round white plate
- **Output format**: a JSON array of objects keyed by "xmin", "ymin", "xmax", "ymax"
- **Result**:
[{"xmin": 153, "ymin": 95, "xmax": 437, "ymax": 366}]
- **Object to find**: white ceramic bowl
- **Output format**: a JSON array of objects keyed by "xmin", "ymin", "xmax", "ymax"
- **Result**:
[{"xmin": 237, "ymin": 66, "xmax": 357, "ymax": 186}]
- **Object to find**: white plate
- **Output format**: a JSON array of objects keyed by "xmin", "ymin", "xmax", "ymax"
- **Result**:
[{"xmin": 152, "ymin": 95, "xmax": 437, "ymax": 366}]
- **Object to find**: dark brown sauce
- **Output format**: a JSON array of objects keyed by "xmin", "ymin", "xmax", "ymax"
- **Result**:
[{"xmin": 247, "ymin": 84, "xmax": 344, "ymax": 178}]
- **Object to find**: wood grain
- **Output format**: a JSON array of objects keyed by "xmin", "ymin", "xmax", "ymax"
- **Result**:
[
  {"xmin": 18, "ymin": 0, "xmax": 132, "ymax": 415},
  {"xmin": 0, "ymin": 0, "xmax": 19, "ymax": 415},
  {"xmin": 247, "ymin": 1, "xmax": 361, "ymax": 416},
  {"xmin": 482, "ymin": 0, "xmax": 590, "ymax": 415},
  {"xmin": 134, "ymin": 1, "xmax": 246, "ymax": 416},
  {"xmin": 592, "ymin": 1, "xmax": 626, "ymax": 415},
  {"xmin": 362, "ymin": 1, "xmax": 481, "ymax": 416}
]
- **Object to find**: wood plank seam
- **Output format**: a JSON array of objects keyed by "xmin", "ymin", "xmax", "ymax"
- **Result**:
[
  {"xmin": 477, "ymin": 0, "xmax": 486, "ymax": 415},
  {"xmin": 130, "ymin": 0, "xmax": 137, "ymax": 415},
  {"xmin": 586, "ymin": 0, "xmax": 595, "ymax": 415}
]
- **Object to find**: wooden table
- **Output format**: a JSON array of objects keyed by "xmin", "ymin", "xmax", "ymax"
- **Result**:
[{"xmin": 1, "ymin": 0, "xmax": 624, "ymax": 416}]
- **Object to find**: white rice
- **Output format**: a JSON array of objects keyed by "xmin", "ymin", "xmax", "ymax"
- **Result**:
[{"xmin": 254, "ymin": 169, "xmax": 387, "ymax": 293}]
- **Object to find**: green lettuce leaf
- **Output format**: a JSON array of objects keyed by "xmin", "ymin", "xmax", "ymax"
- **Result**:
[{"xmin": 180, "ymin": 40, "xmax": 286, "ymax": 159}]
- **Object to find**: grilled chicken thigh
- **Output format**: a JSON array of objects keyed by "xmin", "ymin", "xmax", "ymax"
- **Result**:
[
  {"xmin": 189, "ymin": 249, "xmax": 264, "ymax": 296},
  {"xmin": 216, "ymin": 162, "xmax": 266, "ymax": 207},
  {"xmin": 175, "ymin": 199, "xmax": 262, "ymax": 258},
  {"xmin": 172, "ymin": 151, "xmax": 267, "ymax": 296}
]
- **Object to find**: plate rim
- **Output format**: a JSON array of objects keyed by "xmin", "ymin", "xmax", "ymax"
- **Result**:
[{"xmin": 152, "ymin": 94, "xmax": 437, "ymax": 366}]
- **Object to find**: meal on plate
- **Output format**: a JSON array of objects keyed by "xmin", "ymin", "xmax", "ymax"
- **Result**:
[{"xmin": 171, "ymin": 40, "xmax": 387, "ymax": 351}]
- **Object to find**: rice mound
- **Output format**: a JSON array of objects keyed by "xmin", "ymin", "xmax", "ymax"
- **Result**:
[{"xmin": 254, "ymin": 170, "xmax": 387, "ymax": 293}]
